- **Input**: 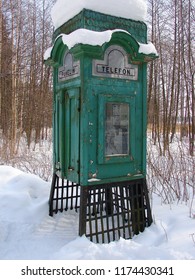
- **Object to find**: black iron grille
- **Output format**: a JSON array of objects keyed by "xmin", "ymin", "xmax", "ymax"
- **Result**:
[{"xmin": 49, "ymin": 174, "xmax": 152, "ymax": 243}]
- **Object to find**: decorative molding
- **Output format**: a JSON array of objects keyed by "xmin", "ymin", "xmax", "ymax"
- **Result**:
[{"xmin": 53, "ymin": 9, "xmax": 147, "ymax": 44}]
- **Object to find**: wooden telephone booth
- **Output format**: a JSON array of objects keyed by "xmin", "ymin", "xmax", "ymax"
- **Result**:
[{"xmin": 45, "ymin": 9, "xmax": 158, "ymax": 243}]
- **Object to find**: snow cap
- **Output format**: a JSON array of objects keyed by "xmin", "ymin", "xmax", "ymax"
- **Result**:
[
  {"xmin": 44, "ymin": 29, "xmax": 158, "ymax": 61},
  {"xmin": 51, "ymin": 0, "xmax": 148, "ymax": 30}
]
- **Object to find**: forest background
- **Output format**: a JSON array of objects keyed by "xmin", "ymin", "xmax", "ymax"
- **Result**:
[{"xmin": 0, "ymin": 0, "xmax": 194, "ymax": 204}]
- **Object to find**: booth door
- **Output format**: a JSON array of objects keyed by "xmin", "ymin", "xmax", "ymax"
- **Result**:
[
  {"xmin": 65, "ymin": 88, "xmax": 80, "ymax": 183},
  {"xmin": 97, "ymin": 92, "xmax": 144, "ymax": 181}
]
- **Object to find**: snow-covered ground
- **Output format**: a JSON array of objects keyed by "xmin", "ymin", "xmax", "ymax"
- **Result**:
[{"xmin": 0, "ymin": 165, "xmax": 194, "ymax": 260}]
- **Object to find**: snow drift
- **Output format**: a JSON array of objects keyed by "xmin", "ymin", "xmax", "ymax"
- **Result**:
[{"xmin": 0, "ymin": 166, "xmax": 194, "ymax": 260}]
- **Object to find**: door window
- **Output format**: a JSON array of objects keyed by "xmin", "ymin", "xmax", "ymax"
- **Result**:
[
  {"xmin": 98, "ymin": 93, "xmax": 135, "ymax": 165},
  {"xmin": 105, "ymin": 103, "xmax": 129, "ymax": 156}
]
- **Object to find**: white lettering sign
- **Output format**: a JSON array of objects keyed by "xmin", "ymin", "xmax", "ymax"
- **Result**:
[
  {"xmin": 58, "ymin": 52, "xmax": 80, "ymax": 82},
  {"xmin": 93, "ymin": 45, "xmax": 138, "ymax": 80}
]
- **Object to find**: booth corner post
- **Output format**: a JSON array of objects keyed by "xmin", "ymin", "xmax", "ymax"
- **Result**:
[{"xmin": 45, "ymin": 9, "xmax": 158, "ymax": 243}]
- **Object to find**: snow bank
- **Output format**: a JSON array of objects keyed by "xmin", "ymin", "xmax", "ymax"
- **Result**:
[
  {"xmin": 0, "ymin": 166, "xmax": 49, "ymax": 223},
  {"xmin": 0, "ymin": 166, "xmax": 194, "ymax": 260},
  {"xmin": 51, "ymin": 0, "xmax": 148, "ymax": 30},
  {"xmin": 0, "ymin": 166, "xmax": 22, "ymax": 188}
]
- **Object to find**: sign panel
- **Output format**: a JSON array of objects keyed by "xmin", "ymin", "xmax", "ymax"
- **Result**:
[
  {"xmin": 58, "ymin": 51, "xmax": 80, "ymax": 82},
  {"xmin": 93, "ymin": 45, "xmax": 138, "ymax": 80}
]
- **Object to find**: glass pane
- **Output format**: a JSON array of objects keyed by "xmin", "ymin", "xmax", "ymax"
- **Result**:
[
  {"xmin": 105, "ymin": 103, "xmax": 129, "ymax": 156},
  {"xmin": 64, "ymin": 53, "xmax": 73, "ymax": 71}
]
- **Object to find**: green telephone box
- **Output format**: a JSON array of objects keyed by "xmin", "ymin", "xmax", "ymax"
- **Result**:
[{"xmin": 45, "ymin": 9, "xmax": 158, "ymax": 243}]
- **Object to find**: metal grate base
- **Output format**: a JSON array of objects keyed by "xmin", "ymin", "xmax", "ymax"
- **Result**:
[
  {"xmin": 49, "ymin": 174, "xmax": 80, "ymax": 215},
  {"xmin": 49, "ymin": 174, "xmax": 152, "ymax": 243}
]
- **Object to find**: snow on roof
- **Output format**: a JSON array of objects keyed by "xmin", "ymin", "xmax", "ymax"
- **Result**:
[
  {"xmin": 44, "ymin": 28, "xmax": 158, "ymax": 61},
  {"xmin": 61, "ymin": 28, "xmax": 121, "ymax": 50},
  {"xmin": 44, "ymin": 47, "xmax": 53, "ymax": 61},
  {"xmin": 138, "ymin": 42, "xmax": 158, "ymax": 55},
  {"xmin": 51, "ymin": 0, "xmax": 147, "ymax": 30}
]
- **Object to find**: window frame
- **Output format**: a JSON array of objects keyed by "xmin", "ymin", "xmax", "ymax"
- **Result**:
[{"xmin": 98, "ymin": 93, "xmax": 136, "ymax": 165}]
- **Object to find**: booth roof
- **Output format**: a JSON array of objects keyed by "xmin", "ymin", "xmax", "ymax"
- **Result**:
[
  {"xmin": 44, "ymin": 29, "xmax": 158, "ymax": 61},
  {"xmin": 51, "ymin": 0, "xmax": 147, "ymax": 30}
]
